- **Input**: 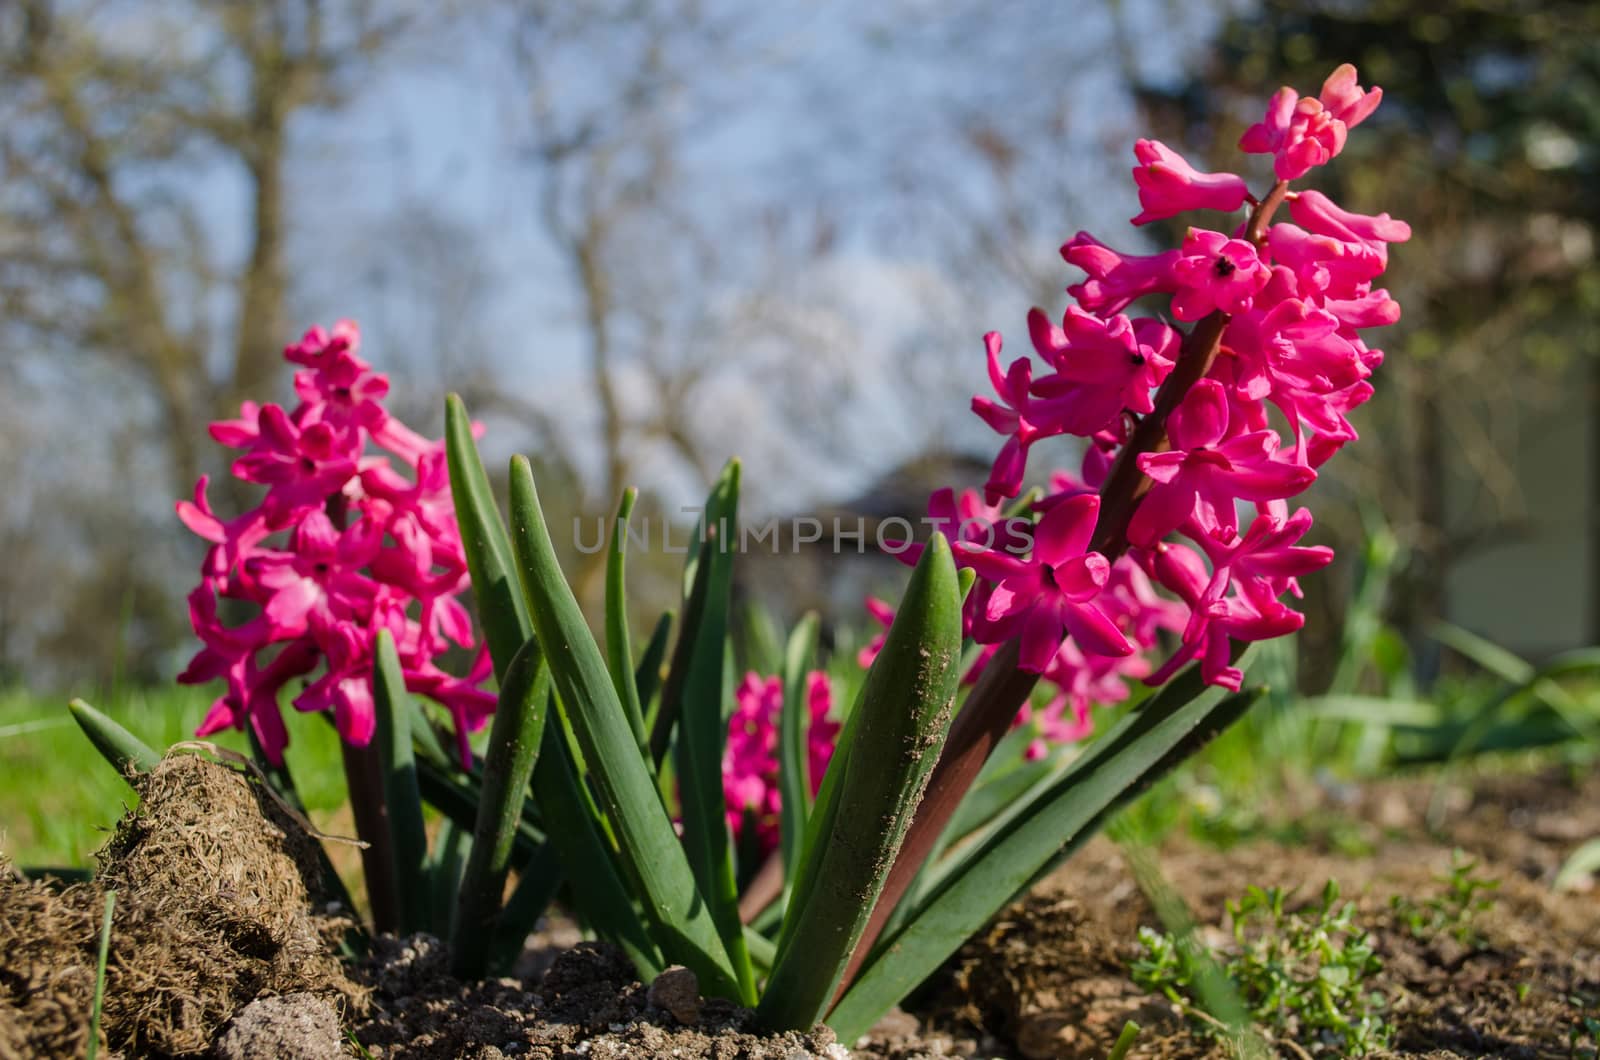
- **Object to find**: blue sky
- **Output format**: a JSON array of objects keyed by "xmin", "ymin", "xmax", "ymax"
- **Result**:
[{"xmin": 110, "ymin": 0, "xmax": 1246, "ymax": 513}]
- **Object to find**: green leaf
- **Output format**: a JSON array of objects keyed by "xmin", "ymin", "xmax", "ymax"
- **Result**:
[
  {"xmin": 605, "ymin": 488, "xmax": 652, "ymax": 764},
  {"xmin": 758, "ymin": 533, "xmax": 963, "ymax": 1032},
  {"xmin": 636, "ymin": 610, "xmax": 674, "ymax": 727},
  {"xmin": 1298, "ymin": 694, "xmax": 1444, "ymax": 726},
  {"xmin": 406, "ymin": 699, "xmax": 453, "ymax": 769},
  {"xmin": 1430, "ymin": 621, "xmax": 1533, "ymax": 683},
  {"xmin": 445, "ymin": 394, "xmax": 533, "ymax": 683},
  {"xmin": 1555, "ymin": 837, "xmax": 1600, "ymax": 892},
  {"xmin": 446, "ymin": 396, "xmax": 654, "ymax": 973},
  {"xmin": 670, "ymin": 462, "xmax": 755, "ymax": 1000},
  {"xmin": 373, "ymin": 629, "xmax": 431, "ymax": 936},
  {"xmin": 452, "ymin": 634, "xmax": 552, "ymax": 978},
  {"xmin": 425, "ymin": 818, "xmax": 470, "ymax": 937},
  {"xmin": 415, "ymin": 757, "xmax": 544, "ymax": 858},
  {"xmin": 741, "ymin": 605, "xmax": 785, "ymax": 676},
  {"xmin": 508, "ymin": 455, "xmax": 741, "ymax": 999},
  {"xmin": 530, "ymin": 728, "xmax": 664, "ymax": 976},
  {"xmin": 68, "ymin": 699, "xmax": 161, "ymax": 779},
  {"xmin": 87, "ymin": 889, "xmax": 114, "ymax": 1060},
  {"xmin": 829, "ymin": 666, "xmax": 1263, "ymax": 1041},
  {"xmin": 777, "ymin": 611, "xmax": 821, "ymax": 881},
  {"xmin": 490, "ymin": 842, "xmax": 566, "ymax": 972},
  {"xmin": 651, "ymin": 509, "xmax": 715, "ymax": 765}
]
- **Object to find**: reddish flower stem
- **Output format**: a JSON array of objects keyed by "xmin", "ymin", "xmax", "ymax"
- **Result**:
[
  {"xmin": 343, "ymin": 737, "xmax": 402, "ymax": 932},
  {"xmin": 835, "ymin": 182, "xmax": 1291, "ymax": 1001},
  {"xmin": 738, "ymin": 851, "xmax": 786, "ymax": 924}
]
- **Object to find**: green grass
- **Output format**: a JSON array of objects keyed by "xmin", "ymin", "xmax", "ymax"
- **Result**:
[{"xmin": 0, "ymin": 685, "xmax": 347, "ymax": 868}]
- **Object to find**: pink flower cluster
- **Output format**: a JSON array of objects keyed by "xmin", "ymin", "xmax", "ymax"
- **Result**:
[
  {"xmin": 176, "ymin": 321, "xmax": 492, "ymax": 764},
  {"xmin": 723, "ymin": 670, "xmax": 839, "ymax": 853},
  {"xmin": 872, "ymin": 64, "xmax": 1405, "ymax": 747}
]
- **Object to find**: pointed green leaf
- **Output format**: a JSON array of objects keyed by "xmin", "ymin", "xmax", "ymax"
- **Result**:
[
  {"xmin": 446, "ymin": 393, "xmax": 532, "ymax": 683},
  {"xmin": 777, "ymin": 611, "xmax": 821, "ymax": 879},
  {"xmin": 606, "ymin": 488, "xmax": 651, "ymax": 763},
  {"xmin": 636, "ymin": 610, "xmax": 674, "ymax": 726},
  {"xmin": 426, "ymin": 818, "xmax": 470, "ymax": 937},
  {"xmin": 508, "ymin": 455, "xmax": 740, "ymax": 999},
  {"xmin": 374, "ymin": 629, "xmax": 431, "ymax": 935},
  {"xmin": 670, "ymin": 462, "xmax": 755, "ymax": 1000},
  {"xmin": 452, "ymin": 634, "xmax": 552, "ymax": 978},
  {"xmin": 758, "ymin": 534, "xmax": 963, "ymax": 1032},
  {"xmin": 445, "ymin": 396, "xmax": 653, "ymax": 971},
  {"xmin": 68, "ymin": 699, "xmax": 161, "ymax": 779},
  {"xmin": 490, "ymin": 841, "xmax": 566, "ymax": 971},
  {"xmin": 829, "ymin": 667, "xmax": 1263, "ymax": 1040}
]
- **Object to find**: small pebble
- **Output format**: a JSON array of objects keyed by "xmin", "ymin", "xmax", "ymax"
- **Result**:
[{"xmin": 647, "ymin": 965, "xmax": 703, "ymax": 1025}]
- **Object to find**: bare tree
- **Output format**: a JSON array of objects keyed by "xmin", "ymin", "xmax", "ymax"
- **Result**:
[{"xmin": 0, "ymin": 0, "xmax": 413, "ymax": 493}]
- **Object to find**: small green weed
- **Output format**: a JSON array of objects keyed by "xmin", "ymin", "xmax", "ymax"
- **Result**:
[
  {"xmin": 1569, "ymin": 1004, "xmax": 1600, "ymax": 1059},
  {"xmin": 1131, "ymin": 880, "xmax": 1392, "ymax": 1057},
  {"xmin": 1390, "ymin": 850, "xmax": 1499, "ymax": 948}
]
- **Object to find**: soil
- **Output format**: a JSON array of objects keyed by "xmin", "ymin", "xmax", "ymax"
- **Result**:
[
  {"xmin": 4, "ymin": 752, "xmax": 1597, "ymax": 1058},
  {"xmin": 0, "ymin": 753, "xmax": 361, "ymax": 1058},
  {"xmin": 916, "ymin": 766, "xmax": 1600, "ymax": 1058}
]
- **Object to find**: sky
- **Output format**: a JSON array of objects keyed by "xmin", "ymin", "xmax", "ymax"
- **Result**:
[{"xmin": 267, "ymin": 0, "xmax": 1246, "ymax": 511}]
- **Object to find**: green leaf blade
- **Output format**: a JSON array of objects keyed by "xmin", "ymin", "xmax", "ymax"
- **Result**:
[
  {"xmin": 605, "ymin": 488, "xmax": 651, "ymax": 762},
  {"xmin": 777, "ymin": 611, "xmax": 821, "ymax": 880},
  {"xmin": 451, "ymin": 634, "xmax": 552, "ymax": 978},
  {"xmin": 373, "ymin": 629, "xmax": 431, "ymax": 936},
  {"xmin": 507, "ymin": 455, "xmax": 740, "ymax": 999},
  {"xmin": 829, "ymin": 664, "xmax": 1263, "ymax": 1041},
  {"xmin": 445, "ymin": 394, "xmax": 533, "ymax": 683},
  {"xmin": 68, "ymin": 699, "xmax": 162, "ymax": 779},
  {"xmin": 758, "ymin": 533, "xmax": 964, "ymax": 1032},
  {"xmin": 670, "ymin": 462, "xmax": 755, "ymax": 1001}
]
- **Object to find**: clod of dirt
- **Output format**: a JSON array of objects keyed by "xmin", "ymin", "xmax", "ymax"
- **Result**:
[
  {"xmin": 646, "ymin": 965, "xmax": 703, "ymax": 1024},
  {"xmin": 214, "ymin": 993, "xmax": 345, "ymax": 1060},
  {"xmin": 0, "ymin": 753, "xmax": 362, "ymax": 1057},
  {"xmin": 924, "ymin": 876, "xmax": 1174, "ymax": 1060}
]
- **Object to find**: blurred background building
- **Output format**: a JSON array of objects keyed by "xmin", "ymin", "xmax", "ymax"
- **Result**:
[{"xmin": 0, "ymin": 0, "xmax": 1594, "ymax": 691}]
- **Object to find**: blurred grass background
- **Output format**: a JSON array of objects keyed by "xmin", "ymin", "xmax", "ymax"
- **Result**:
[{"xmin": 0, "ymin": 686, "xmax": 346, "ymax": 867}]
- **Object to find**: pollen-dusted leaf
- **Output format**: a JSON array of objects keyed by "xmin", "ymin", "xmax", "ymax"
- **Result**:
[
  {"xmin": 68, "ymin": 699, "xmax": 161, "ymax": 779},
  {"xmin": 508, "ymin": 455, "xmax": 741, "ymax": 1000},
  {"xmin": 757, "ymin": 533, "xmax": 963, "ymax": 1033},
  {"xmin": 452, "ymin": 633, "xmax": 552, "ymax": 978},
  {"xmin": 373, "ymin": 629, "xmax": 431, "ymax": 936},
  {"xmin": 829, "ymin": 663, "xmax": 1263, "ymax": 1041}
]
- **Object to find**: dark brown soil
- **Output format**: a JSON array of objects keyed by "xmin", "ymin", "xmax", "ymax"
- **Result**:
[
  {"xmin": 916, "ymin": 766, "xmax": 1600, "ymax": 1058},
  {"xmin": 0, "ymin": 753, "xmax": 361, "ymax": 1058},
  {"xmin": 349, "ymin": 933, "xmax": 978, "ymax": 1059}
]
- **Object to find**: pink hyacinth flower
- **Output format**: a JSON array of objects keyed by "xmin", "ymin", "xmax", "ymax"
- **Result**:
[
  {"xmin": 1061, "ymin": 232, "xmax": 1182, "ymax": 316},
  {"xmin": 1239, "ymin": 65, "xmax": 1381, "ymax": 181},
  {"xmin": 1130, "ymin": 380, "xmax": 1315, "ymax": 547},
  {"xmin": 1027, "ymin": 306, "xmax": 1174, "ymax": 433},
  {"xmin": 972, "ymin": 331, "xmax": 1058, "ymax": 502},
  {"xmin": 1171, "ymin": 229, "xmax": 1271, "ymax": 321},
  {"xmin": 1130, "ymin": 139, "xmax": 1251, "ymax": 226},
  {"xmin": 964, "ymin": 494, "xmax": 1134, "ymax": 672}
]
